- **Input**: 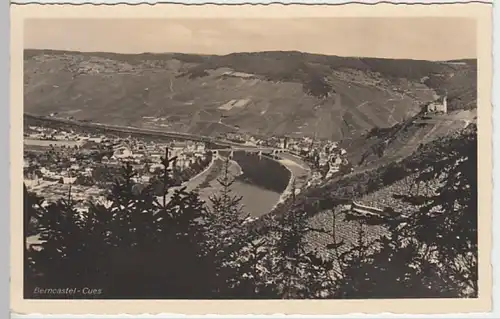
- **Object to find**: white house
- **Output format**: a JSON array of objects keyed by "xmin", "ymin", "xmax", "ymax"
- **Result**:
[
  {"xmin": 63, "ymin": 177, "xmax": 76, "ymax": 184},
  {"xmin": 196, "ymin": 144, "xmax": 205, "ymax": 153},
  {"xmin": 113, "ymin": 146, "xmax": 133, "ymax": 159},
  {"xmin": 89, "ymin": 137, "xmax": 103, "ymax": 143}
]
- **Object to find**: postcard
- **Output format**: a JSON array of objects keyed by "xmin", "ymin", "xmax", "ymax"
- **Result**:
[{"xmin": 10, "ymin": 1, "xmax": 493, "ymax": 315}]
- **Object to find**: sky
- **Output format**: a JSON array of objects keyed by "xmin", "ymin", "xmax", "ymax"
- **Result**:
[{"xmin": 24, "ymin": 18, "xmax": 476, "ymax": 61}]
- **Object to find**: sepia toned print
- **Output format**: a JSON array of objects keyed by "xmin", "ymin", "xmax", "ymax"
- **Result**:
[{"xmin": 11, "ymin": 2, "xmax": 492, "ymax": 315}]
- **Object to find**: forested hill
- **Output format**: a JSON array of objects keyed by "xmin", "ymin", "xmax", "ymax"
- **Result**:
[{"xmin": 24, "ymin": 49, "xmax": 476, "ymax": 140}]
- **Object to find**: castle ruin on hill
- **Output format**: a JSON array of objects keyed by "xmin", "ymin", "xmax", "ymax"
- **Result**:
[{"xmin": 426, "ymin": 95, "xmax": 448, "ymax": 114}]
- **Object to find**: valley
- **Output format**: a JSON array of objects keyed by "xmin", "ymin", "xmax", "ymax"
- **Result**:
[{"xmin": 24, "ymin": 50, "xmax": 476, "ymax": 142}]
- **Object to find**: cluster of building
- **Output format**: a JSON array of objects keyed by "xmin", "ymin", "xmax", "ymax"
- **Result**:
[
  {"xmin": 25, "ymin": 125, "xmax": 86, "ymax": 143},
  {"xmin": 281, "ymin": 137, "xmax": 349, "ymax": 173},
  {"xmin": 24, "ymin": 119, "xmax": 356, "ymax": 209},
  {"xmin": 218, "ymin": 131, "xmax": 352, "ymax": 182},
  {"xmin": 107, "ymin": 139, "xmax": 207, "ymax": 169},
  {"xmin": 24, "ymin": 125, "xmax": 212, "ymax": 203},
  {"xmin": 317, "ymin": 142, "xmax": 349, "ymax": 176}
]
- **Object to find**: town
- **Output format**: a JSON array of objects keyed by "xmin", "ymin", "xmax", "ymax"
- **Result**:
[
  {"xmin": 24, "ymin": 124, "xmax": 212, "ymax": 207},
  {"xmin": 23, "ymin": 121, "xmax": 352, "ymax": 210}
]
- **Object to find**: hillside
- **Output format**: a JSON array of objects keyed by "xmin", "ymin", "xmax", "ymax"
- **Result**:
[
  {"xmin": 24, "ymin": 49, "xmax": 476, "ymax": 140},
  {"xmin": 303, "ymin": 123, "xmax": 477, "ymax": 273},
  {"xmin": 340, "ymin": 108, "xmax": 476, "ymax": 170},
  {"xmin": 270, "ymin": 103, "xmax": 476, "ymax": 224}
]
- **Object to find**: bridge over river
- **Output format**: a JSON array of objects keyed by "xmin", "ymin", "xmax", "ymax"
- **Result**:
[{"xmin": 209, "ymin": 147, "xmax": 287, "ymax": 157}]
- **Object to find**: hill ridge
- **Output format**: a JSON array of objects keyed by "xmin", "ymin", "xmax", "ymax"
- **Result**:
[
  {"xmin": 24, "ymin": 48, "xmax": 477, "ymax": 63},
  {"xmin": 24, "ymin": 49, "xmax": 476, "ymax": 140}
]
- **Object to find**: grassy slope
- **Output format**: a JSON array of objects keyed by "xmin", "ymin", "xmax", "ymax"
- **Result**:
[
  {"xmin": 270, "ymin": 104, "xmax": 476, "ymax": 225},
  {"xmin": 340, "ymin": 110, "xmax": 475, "ymax": 171},
  {"xmin": 24, "ymin": 49, "xmax": 475, "ymax": 140},
  {"xmin": 304, "ymin": 124, "xmax": 476, "ymax": 258}
]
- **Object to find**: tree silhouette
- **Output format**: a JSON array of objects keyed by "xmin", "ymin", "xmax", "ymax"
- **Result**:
[
  {"xmin": 394, "ymin": 125, "xmax": 478, "ymax": 296},
  {"xmin": 23, "ymin": 183, "xmax": 45, "ymax": 297},
  {"xmin": 268, "ymin": 180, "xmax": 334, "ymax": 298},
  {"xmin": 23, "ymin": 123, "xmax": 478, "ymax": 299},
  {"xmin": 203, "ymin": 157, "xmax": 279, "ymax": 298},
  {"xmin": 202, "ymin": 157, "xmax": 249, "ymax": 296},
  {"xmin": 332, "ymin": 125, "xmax": 477, "ymax": 298},
  {"xmin": 25, "ymin": 148, "xmax": 221, "ymax": 299}
]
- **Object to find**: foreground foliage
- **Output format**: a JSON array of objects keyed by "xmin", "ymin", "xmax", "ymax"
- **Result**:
[{"xmin": 24, "ymin": 126, "xmax": 478, "ymax": 299}]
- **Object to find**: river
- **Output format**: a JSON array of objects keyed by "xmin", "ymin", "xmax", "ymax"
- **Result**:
[{"xmin": 194, "ymin": 153, "xmax": 310, "ymax": 217}]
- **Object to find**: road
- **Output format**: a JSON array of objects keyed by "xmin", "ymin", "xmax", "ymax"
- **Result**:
[
  {"xmin": 271, "ymin": 153, "xmax": 311, "ymax": 209},
  {"xmin": 25, "ymin": 114, "xmax": 295, "ymax": 157},
  {"xmin": 413, "ymin": 109, "xmax": 476, "ymax": 126},
  {"xmin": 160, "ymin": 154, "xmax": 219, "ymax": 202},
  {"xmin": 337, "ymin": 109, "xmax": 477, "ymax": 181},
  {"xmin": 24, "ymin": 113, "xmax": 258, "ymax": 149}
]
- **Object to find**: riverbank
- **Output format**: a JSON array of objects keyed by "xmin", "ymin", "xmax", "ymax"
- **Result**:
[
  {"xmin": 195, "ymin": 151, "xmax": 310, "ymax": 218},
  {"xmin": 160, "ymin": 153, "xmax": 218, "ymax": 203},
  {"xmin": 196, "ymin": 155, "xmax": 281, "ymax": 217},
  {"xmin": 183, "ymin": 154, "xmax": 218, "ymax": 192},
  {"xmin": 272, "ymin": 154, "xmax": 311, "ymax": 209}
]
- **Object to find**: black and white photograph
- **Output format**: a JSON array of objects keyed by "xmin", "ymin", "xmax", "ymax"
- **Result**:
[{"xmin": 18, "ymin": 12, "xmax": 486, "ymax": 305}]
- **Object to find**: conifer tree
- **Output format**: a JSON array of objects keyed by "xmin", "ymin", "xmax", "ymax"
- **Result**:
[
  {"xmin": 332, "ymin": 125, "xmax": 477, "ymax": 298},
  {"xmin": 29, "ymin": 183, "xmax": 99, "ymax": 292},
  {"xmin": 204, "ymin": 157, "xmax": 250, "ymax": 296},
  {"xmin": 208, "ymin": 157, "xmax": 248, "ymax": 247},
  {"xmin": 203, "ymin": 157, "xmax": 282, "ymax": 298},
  {"xmin": 394, "ymin": 125, "xmax": 478, "ymax": 296},
  {"xmin": 26, "ymin": 147, "xmax": 218, "ymax": 299},
  {"xmin": 23, "ymin": 183, "xmax": 45, "ymax": 297},
  {"xmin": 269, "ymin": 179, "xmax": 333, "ymax": 298}
]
